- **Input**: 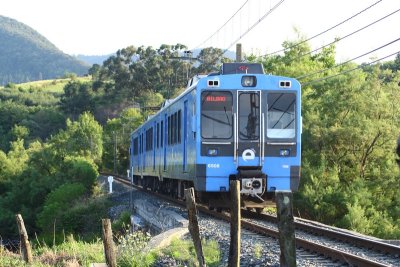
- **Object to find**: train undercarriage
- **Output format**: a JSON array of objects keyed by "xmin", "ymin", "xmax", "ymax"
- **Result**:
[{"xmin": 131, "ymin": 170, "xmax": 275, "ymax": 212}]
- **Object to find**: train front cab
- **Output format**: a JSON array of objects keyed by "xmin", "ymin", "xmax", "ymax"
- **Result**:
[{"xmin": 197, "ymin": 70, "xmax": 301, "ymax": 208}]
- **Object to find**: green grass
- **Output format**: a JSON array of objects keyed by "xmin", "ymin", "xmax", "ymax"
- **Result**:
[
  {"xmin": 162, "ymin": 238, "xmax": 221, "ymax": 267},
  {"xmin": 15, "ymin": 76, "xmax": 91, "ymax": 93},
  {"xmin": 0, "ymin": 235, "xmax": 104, "ymax": 267},
  {"xmin": 1, "ymin": 224, "xmax": 221, "ymax": 267}
]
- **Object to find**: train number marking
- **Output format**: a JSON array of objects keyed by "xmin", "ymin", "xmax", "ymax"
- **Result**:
[{"xmin": 207, "ymin": 163, "xmax": 220, "ymax": 168}]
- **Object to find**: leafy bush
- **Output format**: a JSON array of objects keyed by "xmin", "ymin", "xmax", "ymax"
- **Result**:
[
  {"xmin": 59, "ymin": 156, "xmax": 99, "ymax": 192},
  {"xmin": 112, "ymin": 211, "xmax": 132, "ymax": 235},
  {"xmin": 37, "ymin": 194, "xmax": 110, "ymax": 243},
  {"xmin": 117, "ymin": 231, "xmax": 156, "ymax": 267},
  {"xmin": 37, "ymin": 183, "xmax": 86, "ymax": 232}
]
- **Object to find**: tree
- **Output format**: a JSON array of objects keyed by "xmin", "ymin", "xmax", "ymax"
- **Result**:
[
  {"xmin": 249, "ymin": 32, "xmax": 400, "ymax": 238},
  {"xmin": 196, "ymin": 47, "xmax": 231, "ymax": 74},
  {"xmin": 102, "ymin": 108, "xmax": 143, "ymax": 173},
  {"xmin": 60, "ymin": 81, "xmax": 95, "ymax": 119},
  {"xmin": 50, "ymin": 112, "xmax": 103, "ymax": 164}
]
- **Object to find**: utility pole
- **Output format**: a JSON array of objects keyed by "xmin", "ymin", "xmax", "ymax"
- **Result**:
[
  {"xmin": 113, "ymin": 131, "xmax": 117, "ymax": 174},
  {"xmin": 236, "ymin": 43, "xmax": 242, "ymax": 62}
]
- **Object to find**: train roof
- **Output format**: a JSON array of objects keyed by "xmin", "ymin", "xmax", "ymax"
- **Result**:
[{"xmin": 220, "ymin": 63, "xmax": 264, "ymax": 75}]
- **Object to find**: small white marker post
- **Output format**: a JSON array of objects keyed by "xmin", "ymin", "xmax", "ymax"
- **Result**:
[
  {"xmin": 107, "ymin": 176, "xmax": 114, "ymax": 194},
  {"xmin": 127, "ymin": 169, "xmax": 132, "ymax": 184}
]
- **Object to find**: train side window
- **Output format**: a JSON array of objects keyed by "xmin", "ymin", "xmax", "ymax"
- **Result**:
[
  {"xmin": 174, "ymin": 112, "xmax": 178, "ymax": 144},
  {"xmin": 171, "ymin": 114, "xmax": 174, "ymax": 145},
  {"xmin": 168, "ymin": 116, "xmax": 171, "ymax": 145},
  {"xmin": 156, "ymin": 123, "xmax": 160, "ymax": 148},
  {"xmin": 149, "ymin": 127, "xmax": 153, "ymax": 150},
  {"xmin": 140, "ymin": 133, "xmax": 143, "ymax": 153},
  {"xmin": 267, "ymin": 93, "xmax": 296, "ymax": 139},
  {"xmin": 161, "ymin": 121, "xmax": 164, "ymax": 147},
  {"xmin": 178, "ymin": 110, "xmax": 181, "ymax": 143},
  {"xmin": 133, "ymin": 137, "xmax": 138, "ymax": 155}
]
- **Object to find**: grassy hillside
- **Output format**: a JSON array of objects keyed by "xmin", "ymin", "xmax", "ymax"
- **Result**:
[{"xmin": 0, "ymin": 16, "xmax": 89, "ymax": 86}]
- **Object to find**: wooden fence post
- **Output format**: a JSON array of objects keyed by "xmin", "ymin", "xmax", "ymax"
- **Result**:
[
  {"xmin": 276, "ymin": 191, "xmax": 296, "ymax": 267},
  {"xmin": 15, "ymin": 214, "xmax": 33, "ymax": 263},
  {"xmin": 229, "ymin": 180, "xmax": 241, "ymax": 267},
  {"xmin": 102, "ymin": 219, "xmax": 117, "ymax": 267},
  {"xmin": 184, "ymin": 188, "xmax": 206, "ymax": 267}
]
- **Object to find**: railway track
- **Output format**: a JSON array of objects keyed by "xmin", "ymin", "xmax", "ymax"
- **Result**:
[{"xmin": 108, "ymin": 174, "xmax": 400, "ymax": 266}]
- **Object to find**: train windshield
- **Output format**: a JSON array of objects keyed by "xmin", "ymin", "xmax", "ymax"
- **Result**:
[
  {"xmin": 201, "ymin": 91, "xmax": 233, "ymax": 139},
  {"xmin": 267, "ymin": 93, "xmax": 296, "ymax": 139}
]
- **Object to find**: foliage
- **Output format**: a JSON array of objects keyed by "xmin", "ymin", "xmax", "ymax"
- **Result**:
[
  {"xmin": 0, "ymin": 100, "xmax": 65, "ymax": 152},
  {"xmin": 0, "ymin": 112, "xmax": 103, "ymax": 239},
  {"xmin": 50, "ymin": 112, "xmax": 103, "ymax": 164},
  {"xmin": 116, "ymin": 231, "xmax": 156, "ymax": 267},
  {"xmin": 36, "ymin": 183, "xmax": 86, "ymax": 232},
  {"xmin": 252, "ymin": 34, "xmax": 400, "ymax": 238},
  {"xmin": 196, "ymin": 47, "xmax": 232, "ymax": 74},
  {"xmin": 112, "ymin": 211, "xmax": 132, "ymax": 235},
  {"xmin": 60, "ymin": 80, "xmax": 95, "ymax": 119},
  {"xmin": 0, "ymin": 235, "xmax": 104, "ymax": 267},
  {"xmin": 102, "ymin": 108, "xmax": 143, "ymax": 174},
  {"xmin": 162, "ymin": 238, "xmax": 221, "ymax": 267}
]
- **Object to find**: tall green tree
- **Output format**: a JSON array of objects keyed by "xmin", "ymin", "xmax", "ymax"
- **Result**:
[
  {"xmin": 50, "ymin": 112, "xmax": 103, "ymax": 164},
  {"xmin": 102, "ymin": 108, "xmax": 143, "ymax": 173},
  {"xmin": 60, "ymin": 81, "xmax": 95, "ymax": 119}
]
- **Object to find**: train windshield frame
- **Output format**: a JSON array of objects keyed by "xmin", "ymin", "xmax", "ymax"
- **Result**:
[
  {"xmin": 201, "ymin": 91, "xmax": 233, "ymax": 139},
  {"xmin": 238, "ymin": 92, "xmax": 260, "ymax": 140},
  {"xmin": 266, "ymin": 93, "xmax": 296, "ymax": 139}
]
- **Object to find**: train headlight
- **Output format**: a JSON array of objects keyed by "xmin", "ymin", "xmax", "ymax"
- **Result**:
[
  {"xmin": 207, "ymin": 148, "xmax": 218, "ymax": 156},
  {"xmin": 241, "ymin": 76, "xmax": 257, "ymax": 87}
]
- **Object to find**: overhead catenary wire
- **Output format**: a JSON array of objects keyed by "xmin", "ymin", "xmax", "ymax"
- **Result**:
[
  {"xmin": 302, "ymin": 50, "xmax": 400, "ymax": 86},
  {"xmin": 191, "ymin": 0, "xmax": 249, "ymax": 50},
  {"xmin": 296, "ymin": 36, "xmax": 400, "ymax": 80},
  {"xmin": 222, "ymin": 0, "xmax": 285, "ymax": 53},
  {"xmin": 291, "ymin": 7, "xmax": 400, "ymax": 61},
  {"xmin": 265, "ymin": 0, "xmax": 384, "ymax": 56}
]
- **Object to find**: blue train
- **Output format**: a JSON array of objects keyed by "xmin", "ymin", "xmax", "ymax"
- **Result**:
[{"xmin": 129, "ymin": 62, "xmax": 301, "ymax": 209}]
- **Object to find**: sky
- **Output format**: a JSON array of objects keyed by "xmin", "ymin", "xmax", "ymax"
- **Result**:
[{"xmin": 1, "ymin": 0, "xmax": 399, "ymax": 63}]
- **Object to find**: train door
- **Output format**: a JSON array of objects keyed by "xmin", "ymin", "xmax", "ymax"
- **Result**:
[{"xmin": 235, "ymin": 90, "xmax": 262, "ymax": 166}]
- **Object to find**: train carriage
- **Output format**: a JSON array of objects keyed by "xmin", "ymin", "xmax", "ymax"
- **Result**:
[{"xmin": 129, "ymin": 62, "xmax": 301, "ymax": 208}]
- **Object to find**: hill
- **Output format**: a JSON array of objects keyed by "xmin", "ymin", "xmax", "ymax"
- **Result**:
[
  {"xmin": 75, "ymin": 54, "xmax": 114, "ymax": 66},
  {"xmin": 0, "ymin": 15, "xmax": 89, "ymax": 85}
]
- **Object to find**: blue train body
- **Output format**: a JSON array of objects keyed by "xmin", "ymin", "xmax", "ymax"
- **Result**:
[{"xmin": 129, "ymin": 63, "xmax": 301, "ymax": 208}]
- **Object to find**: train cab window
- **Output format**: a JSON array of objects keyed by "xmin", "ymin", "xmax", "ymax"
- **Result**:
[
  {"xmin": 201, "ymin": 91, "xmax": 233, "ymax": 139},
  {"xmin": 267, "ymin": 93, "xmax": 296, "ymax": 139},
  {"xmin": 239, "ymin": 92, "xmax": 260, "ymax": 140}
]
